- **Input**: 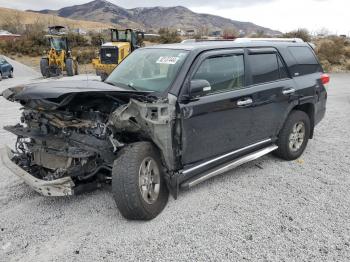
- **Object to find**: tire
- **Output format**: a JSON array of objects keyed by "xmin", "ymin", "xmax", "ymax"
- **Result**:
[
  {"xmin": 274, "ymin": 110, "xmax": 310, "ymax": 161},
  {"xmin": 74, "ymin": 61, "xmax": 79, "ymax": 75},
  {"xmin": 9, "ymin": 69, "xmax": 13, "ymax": 78},
  {"xmin": 66, "ymin": 58, "xmax": 74, "ymax": 76},
  {"xmin": 40, "ymin": 58, "xmax": 49, "ymax": 77},
  {"xmin": 112, "ymin": 142, "xmax": 169, "ymax": 220},
  {"xmin": 100, "ymin": 73, "xmax": 108, "ymax": 82},
  {"xmin": 0, "ymin": 72, "xmax": 2, "ymax": 81}
]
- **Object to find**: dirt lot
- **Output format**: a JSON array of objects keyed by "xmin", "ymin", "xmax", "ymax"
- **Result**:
[
  {"xmin": 0, "ymin": 58, "xmax": 350, "ymax": 262},
  {"xmin": 7, "ymin": 55, "xmax": 96, "ymax": 75}
]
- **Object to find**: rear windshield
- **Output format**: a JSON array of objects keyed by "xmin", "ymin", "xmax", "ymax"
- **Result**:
[
  {"xmin": 288, "ymin": 46, "xmax": 322, "ymax": 76},
  {"xmin": 106, "ymin": 48, "xmax": 189, "ymax": 92}
]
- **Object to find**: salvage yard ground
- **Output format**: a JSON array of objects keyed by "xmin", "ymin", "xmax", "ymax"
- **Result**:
[{"xmin": 0, "ymin": 57, "xmax": 350, "ymax": 261}]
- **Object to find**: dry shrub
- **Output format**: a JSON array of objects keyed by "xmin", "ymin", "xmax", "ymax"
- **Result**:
[
  {"xmin": 320, "ymin": 60, "xmax": 332, "ymax": 72},
  {"xmin": 345, "ymin": 61, "xmax": 350, "ymax": 71},
  {"xmin": 72, "ymin": 47, "xmax": 97, "ymax": 64},
  {"xmin": 316, "ymin": 37, "xmax": 346, "ymax": 65}
]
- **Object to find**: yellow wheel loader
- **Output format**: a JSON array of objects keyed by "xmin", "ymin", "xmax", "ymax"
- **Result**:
[
  {"xmin": 40, "ymin": 26, "xmax": 78, "ymax": 78},
  {"xmin": 92, "ymin": 29, "xmax": 144, "ymax": 81}
]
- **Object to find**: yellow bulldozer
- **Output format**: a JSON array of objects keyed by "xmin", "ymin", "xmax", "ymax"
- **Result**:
[
  {"xmin": 40, "ymin": 26, "xmax": 79, "ymax": 77},
  {"xmin": 92, "ymin": 29, "xmax": 144, "ymax": 81}
]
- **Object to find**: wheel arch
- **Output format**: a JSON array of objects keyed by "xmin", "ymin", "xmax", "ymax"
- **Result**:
[
  {"xmin": 279, "ymin": 102, "xmax": 315, "ymax": 140},
  {"xmin": 292, "ymin": 103, "xmax": 315, "ymax": 139}
]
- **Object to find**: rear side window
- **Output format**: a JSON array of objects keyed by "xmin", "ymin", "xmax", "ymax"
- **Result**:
[
  {"xmin": 193, "ymin": 54, "xmax": 244, "ymax": 94},
  {"xmin": 288, "ymin": 46, "xmax": 322, "ymax": 76},
  {"xmin": 248, "ymin": 53, "xmax": 283, "ymax": 85}
]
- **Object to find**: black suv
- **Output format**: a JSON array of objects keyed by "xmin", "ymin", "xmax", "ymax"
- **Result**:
[{"xmin": 1, "ymin": 40, "xmax": 328, "ymax": 220}]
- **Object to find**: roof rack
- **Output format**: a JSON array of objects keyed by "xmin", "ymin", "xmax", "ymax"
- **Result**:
[{"xmin": 234, "ymin": 38, "xmax": 304, "ymax": 43}]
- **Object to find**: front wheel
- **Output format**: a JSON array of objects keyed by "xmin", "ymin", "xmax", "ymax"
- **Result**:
[
  {"xmin": 9, "ymin": 69, "xmax": 13, "ymax": 78},
  {"xmin": 274, "ymin": 110, "xmax": 310, "ymax": 161},
  {"xmin": 112, "ymin": 142, "xmax": 169, "ymax": 220},
  {"xmin": 0, "ymin": 72, "xmax": 2, "ymax": 81}
]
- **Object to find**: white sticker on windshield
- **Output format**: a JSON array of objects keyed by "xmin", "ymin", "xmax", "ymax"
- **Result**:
[{"xmin": 156, "ymin": 56, "xmax": 180, "ymax": 65}]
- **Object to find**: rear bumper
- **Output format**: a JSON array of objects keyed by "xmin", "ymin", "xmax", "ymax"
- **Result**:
[{"xmin": 0, "ymin": 146, "xmax": 75, "ymax": 196}]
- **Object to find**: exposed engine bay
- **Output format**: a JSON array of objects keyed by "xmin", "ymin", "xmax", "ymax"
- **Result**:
[{"xmin": 1, "ymin": 81, "xmax": 177, "ymax": 195}]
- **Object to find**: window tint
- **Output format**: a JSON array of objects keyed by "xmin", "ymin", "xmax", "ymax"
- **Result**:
[
  {"xmin": 249, "ymin": 53, "xmax": 280, "ymax": 84},
  {"xmin": 193, "ymin": 54, "xmax": 244, "ymax": 94},
  {"xmin": 288, "ymin": 46, "xmax": 322, "ymax": 76}
]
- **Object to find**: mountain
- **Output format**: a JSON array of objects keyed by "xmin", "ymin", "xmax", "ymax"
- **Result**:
[
  {"xmin": 0, "ymin": 7, "xmax": 111, "ymax": 31},
  {"xmin": 30, "ymin": 0, "xmax": 281, "ymax": 35}
]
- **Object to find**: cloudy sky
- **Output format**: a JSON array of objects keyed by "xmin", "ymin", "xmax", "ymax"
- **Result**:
[{"xmin": 0, "ymin": 0, "xmax": 348, "ymax": 34}]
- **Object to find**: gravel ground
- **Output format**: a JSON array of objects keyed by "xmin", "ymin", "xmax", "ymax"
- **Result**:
[{"xmin": 0, "ymin": 58, "xmax": 349, "ymax": 261}]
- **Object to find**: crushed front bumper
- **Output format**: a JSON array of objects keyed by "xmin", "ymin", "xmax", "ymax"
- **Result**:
[{"xmin": 0, "ymin": 146, "xmax": 75, "ymax": 196}]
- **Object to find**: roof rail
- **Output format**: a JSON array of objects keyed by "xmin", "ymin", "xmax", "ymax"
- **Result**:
[{"xmin": 234, "ymin": 38, "xmax": 304, "ymax": 43}]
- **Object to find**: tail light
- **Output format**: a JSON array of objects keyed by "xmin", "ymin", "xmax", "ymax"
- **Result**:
[{"xmin": 321, "ymin": 73, "xmax": 330, "ymax": 85}]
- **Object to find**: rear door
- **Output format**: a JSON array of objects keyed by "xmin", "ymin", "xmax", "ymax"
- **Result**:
[{"xmin": 245, "ymin": 48, "xmax": 295, "ymax": 142}]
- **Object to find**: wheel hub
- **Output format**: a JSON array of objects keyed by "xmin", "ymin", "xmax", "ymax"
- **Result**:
[
  {"xmin": 289, "ymin": 121, "xmax": 305, "ymax": 152},
  {"xmin": 139, "ymin": 157, "xmax": 160, "ymax": 204}
]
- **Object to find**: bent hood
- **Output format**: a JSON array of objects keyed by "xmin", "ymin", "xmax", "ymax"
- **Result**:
[{"xmin": 2, "ymin": 80, "xmax": 152, "ymax": 101}]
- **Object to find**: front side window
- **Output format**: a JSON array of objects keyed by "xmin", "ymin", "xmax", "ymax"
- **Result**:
[
  {"xmin": 106, "ymin": 48, "xmax": 189, "ymax": 92},
  {"xmin": 192, "ymin": 54, "xmax": 245, "ymax": 94}
]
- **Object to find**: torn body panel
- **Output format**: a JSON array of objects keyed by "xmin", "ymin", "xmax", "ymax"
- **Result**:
[
  {"xmin": 1, "ymin": 82, "xmax": 180, "ymax": 196},
  {"xmin": 108, "ymin": 94, "xmax": 178, "ymax": 171}
]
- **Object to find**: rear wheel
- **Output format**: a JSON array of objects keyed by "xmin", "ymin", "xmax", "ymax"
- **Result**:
[
  {"xmin": 274, "ymin": 110, "xmax": 310, "ymax": 160},
  {"xmin": 112, "ymin": 142, "xmax": 169, "ymax": 220},
  {"xmin": 66, "ymin": 58, "xmax": 74, "ymax": 76},
  {"xmin": 74, "ymin": 61, "xmax": 79, "ymax": 75},
  {"xmin": 40, "ymin": 58, "xmax": 49, "ymax": 77}
]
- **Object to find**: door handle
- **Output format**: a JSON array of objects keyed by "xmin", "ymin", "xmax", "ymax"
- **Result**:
[
  {"xmin": 282, "ymin": 88, "xmax": 296, "ymax": 95},
  {"xmin": 237, "ymin": 98, "xmax": 253, "ymax": 106}
]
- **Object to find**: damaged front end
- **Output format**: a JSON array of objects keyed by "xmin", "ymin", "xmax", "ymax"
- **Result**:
[{"xmin": 1, "ymin": 81, "xmax": 178, "ymax": 196}]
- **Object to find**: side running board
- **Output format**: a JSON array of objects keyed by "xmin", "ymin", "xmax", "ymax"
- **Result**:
[{"xmin": 181, "ymin": 145, "xmax": 278, "ymax": 189}]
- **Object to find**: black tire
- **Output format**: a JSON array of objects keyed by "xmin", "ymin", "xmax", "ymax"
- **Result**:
[
  {"xmin": 112, "ymin": 142, "xmax": 169, "ymax": 220},
  {"xmin": 74, "ymin": 61, "xmax": 79, "ymax": 75},
  {"xmin": 0, "ymin": 72, "xmax": 2, "ymax": 81},
  {"xmin": 66, "ymin": 58, "xmax": 74, "ymax": 76},
  {"xmin": 9, "ymin": 69, "xmax": 13, "ymax": 78},
  {"xmin": 40, "ymin": 58, "xmax": 49, "ymax": 77},
  {"xmin": 100, "ymin": 73, "xmax": 108, "ymax": 82},
  {"xmin": 274, "ymin": 110, "xmax": 310, "ymax": 161}
]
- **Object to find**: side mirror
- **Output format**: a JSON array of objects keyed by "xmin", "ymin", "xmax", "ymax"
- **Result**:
[{"xmin": 190, "ymin": 79, "xmax": 212, "ymax": 96}]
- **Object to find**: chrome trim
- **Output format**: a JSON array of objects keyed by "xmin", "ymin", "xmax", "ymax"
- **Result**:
[
  {"xmin": 237, "ymin": 98, "xmax": 253, "ymax": 106},
  {"xmin": 282, "ymin": 88, "xmax": 296, "ymax": 95},
  {"xmin": 182, "ymin": 138, "xmax": 272, "ymax": 175},
  {"xmin": 185, "ymin": 145, "xmax": 278, "ymax": 188}
]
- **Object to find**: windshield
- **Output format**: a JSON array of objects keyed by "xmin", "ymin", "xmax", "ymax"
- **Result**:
[
  {"xmin": 106, "ymin": 48, "xmax": 189, "ymax": 92},
  {"xmin": 50, "ymin": 38, "xmax": 67, "ymax": 51}
]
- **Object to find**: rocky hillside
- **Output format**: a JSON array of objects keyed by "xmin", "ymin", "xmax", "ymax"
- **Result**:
[
  {"xmin": 31, "ymin": 0, "xmax": 280, "ymax": 35},
  {"xmin": 0, "ymin": 7, "xmax": 112, "ymax": 31}
]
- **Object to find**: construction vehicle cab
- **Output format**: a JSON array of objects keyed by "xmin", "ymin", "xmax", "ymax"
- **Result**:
[
  {"xmin": 92, "ymin": 29, "xmax": 144, "ymax": 81},
  {"xmin": 40, "ymin": 26, "xmax": 78, "ymax": 78}
]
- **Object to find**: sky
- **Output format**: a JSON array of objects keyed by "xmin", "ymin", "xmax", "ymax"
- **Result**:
[{"xmin": 0, "ymin": 0, "xmax": 348, "ymax": 34}]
